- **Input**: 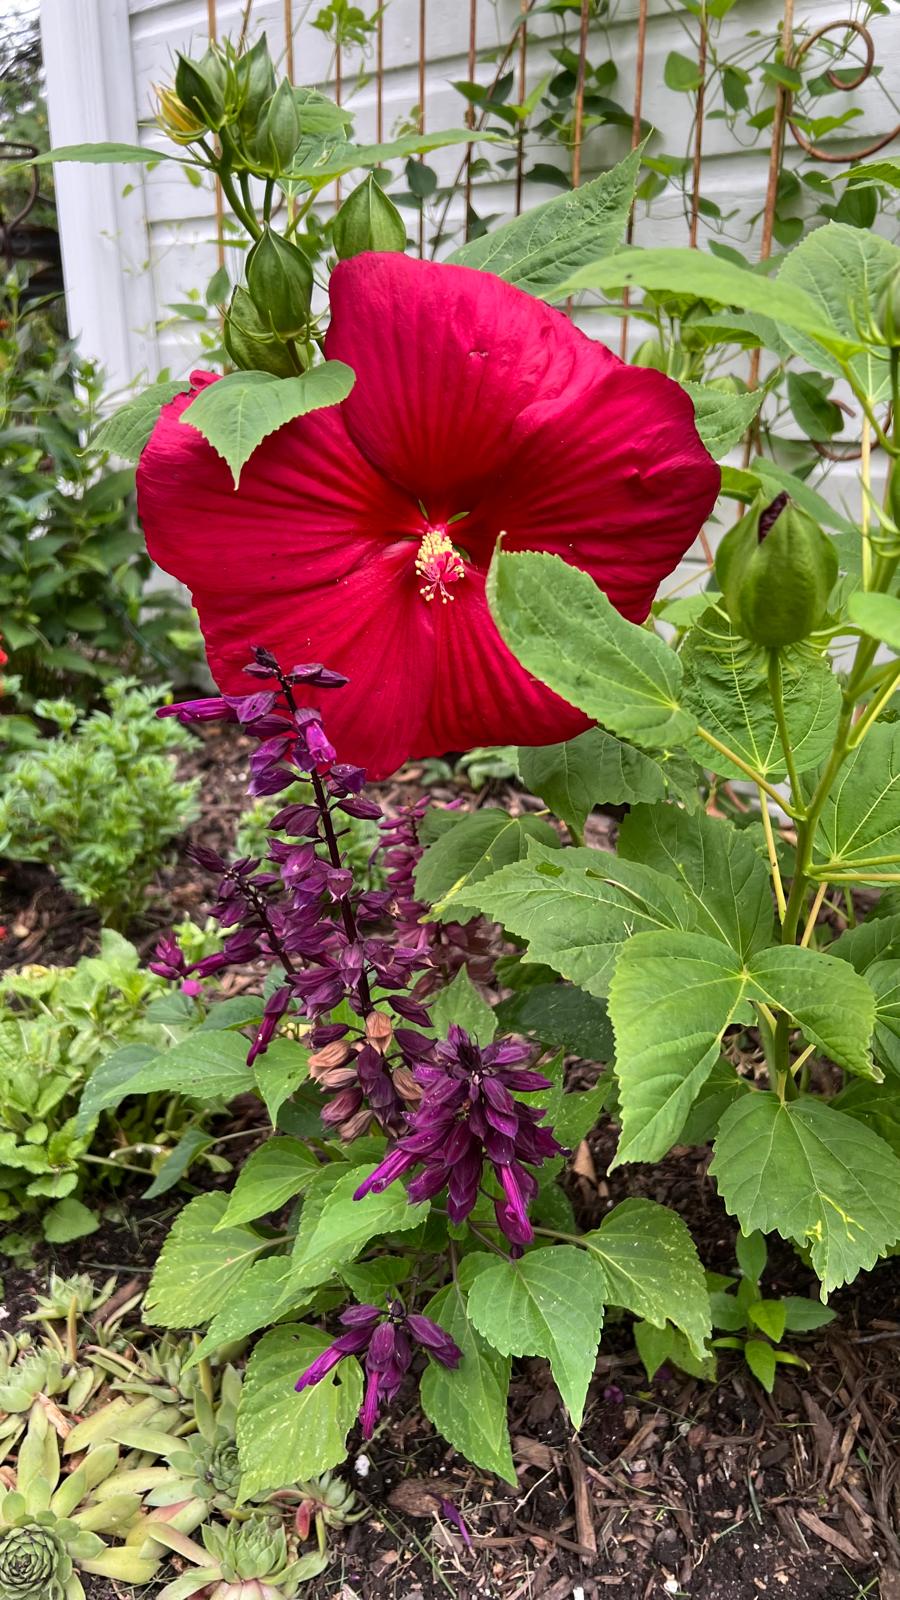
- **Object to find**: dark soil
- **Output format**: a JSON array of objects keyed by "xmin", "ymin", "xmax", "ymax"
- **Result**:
[{"xmin": 2, "ymin": 725, "xmax": 898, "ymax": 1600}]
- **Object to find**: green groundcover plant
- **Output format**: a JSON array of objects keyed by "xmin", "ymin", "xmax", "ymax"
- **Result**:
[{"xmin": 36, "ymin": 28, "xmax": 900, "ymax": 1499}]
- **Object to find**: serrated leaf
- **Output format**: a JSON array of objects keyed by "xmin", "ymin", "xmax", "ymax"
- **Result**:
[
  {"xmin": 561, "ymin": 246, "xmax": 860, "ymax": 359},
  {"xmin": 814, "ymin": 722, "xmax": 900, "ymax": 872},
  {"xmin": 145, "ymin": 1193, "xmax": 267, "ymax": 1327},
  {"xmin": 710, "ymin": 1092, "xmax": 900, "ymax": 1295},
  {"xmin": 635, "ymin": 1319, "xmax": 715, "ymax": 1382},
  {"xmin": 237, "ymin": 1324, "xmax": 362, "ymax": 1498},
  {"xmin": 465, "ymin": 839, "xmax": 698, "ymax": 998},
  {"xmin": 518, "ymin": 728, "xmax": 669, "ymax": 835},
  {"xmin": 833, "ymin": 1076, "xmax": 900, "ymax": 1156},
  {"xmin": 682, "ymin": 609, "xmax": 841, "ymax": 782},
  {"xmin": 75, "ymin": 1043, "xmax": 158, "ymax": 1133},
  {"xmin": 289, "ymin": 1168, "xmax": 427, "ymax": 1290},
  {"xmin": 185, "ymin": 1257, "xmax": 310, "ymax": 1367},
  {"xmin": 467, "ymin": 1247, "xmax": 606, "ymax": 1427},
  {"xmin": 448, "ymin": 147, "xmax": 641, "ymax": 301},
  {"xmin": 488, "ymin": 550, "xmax": 692, "ymax": 749},
  {"xmin": 494, "ymin": 983, "xmax": 614, "ymax": 1062},
  {"xmin": 618, "ymin": 803, "xmax": 774, "ymax": 960},
  {"xmin": 179, "ymin": 364, "xmax": 355, "ymax": 485},
  {"xmin": 553, "ymin": 1081, "xmax": 611, "ymax": 1145},
  {"xmin": 287, "ymin": 127, "xmax": 488, "ymax": 185},
  {"xmin": 581, "ymin": 1198, "xmax": 711, "ymax": 1359},
  {"xmin": 429, "ymin": 966, "xmax": 496, "ymax": 1045},
  {"xmin": 92, "ymin": 380, "xmax": 191, "ymax": 460},
  {"xmin": 218, "ymin": 1138, "xmax": 321, "ymax": 1229},
  {"xmin": 418, "ymin": 1282, "xmax": 516, "ymax": 1482},
  {"xmin": 682, "ymin": 381, "xmax": 764, "ymax": 459},
  {"xmin": 78, "ymin": 1034, "xmax": 252, "ymax": 1128},
  {"xmin": 777, "ymin": 223, "xmax": 900, "ymax": 402},
  {"xmin": 414, "ymin": 809, "xmax": 560, "ymax": 922},
  {"xmin": 253, "ymin": 1038, "xmax": 311, "ymax": 1126}
]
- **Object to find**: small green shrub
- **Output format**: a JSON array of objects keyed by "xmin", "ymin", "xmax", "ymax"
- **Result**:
[{"xmin": 0, "ymin": 681, "xmax": 199, "ymax": 925}]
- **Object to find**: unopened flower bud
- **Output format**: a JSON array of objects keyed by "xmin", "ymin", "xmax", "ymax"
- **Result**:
[
  {"xmin": 246, "ymin": 225, "xmax": 313, "ymax": 340},
  {"xmin": 391, "ymin": 1066, "xmax": 421, "ymax": 1103},
  {"xmin": 224, "ymin": 285, "xmax": 296, "ymax": 376},
  {"xmin": 332, "ymin": 175, "xmax": 407, "ymax": 260},
  {"xmin": 175, "ymin": 49, "xmax": 226, "ymax": 128},
  {"xmin": 154, "ymin": 84, "xmax": 207, "ymax": 145},
  {"xmin": 251, "ymin": 78, "xmax": 301, "ymax": 177},
  {"xmin": 235, "ymin": 33, "xmax": 277, "ymax": 131},
  {"xmin": 308, "ymin": 1039, "xmax": 354, "ymax": 1074},
  {"xmin": 715, "ymin": 492, "xmax": 837, "ymax": 648},
  {"xmin": 365, "ymin": 1009, "xmax": 394, "ymax": 1055}
]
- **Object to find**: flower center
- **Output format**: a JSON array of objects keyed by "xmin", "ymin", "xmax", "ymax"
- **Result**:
[{"xmin": 415, "ymin": 526, "xmax": 466, "ymax": 605}]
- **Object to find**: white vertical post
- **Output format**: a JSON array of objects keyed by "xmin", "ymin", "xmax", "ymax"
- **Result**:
[{"xmin": 39, "ymin": 0, "xmax": 160, "ymax": 390}]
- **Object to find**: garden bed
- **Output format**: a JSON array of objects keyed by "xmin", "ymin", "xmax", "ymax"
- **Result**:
[{"xmin": 2, "ymin": 726, "xmax": 897, "ymax": 1600}]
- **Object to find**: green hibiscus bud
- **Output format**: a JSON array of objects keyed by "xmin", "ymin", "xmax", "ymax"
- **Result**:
[
  {"xmin": 224, "ymin": 287, "xmax": 298, "ymax": 376},
  {"xmin": 235, "ymin": 33, "xmax": 277, "ymax": 131},
  {"xmin": 332, "ymin": 175, "xmax": 407, "ymax": 259},
  {"xmin": 0, "ymin": 1522, "xmax": 70, "ymax": 1600},
  {"xmin": 716, "ymin": 492, "xmax": 838, "ymax": 649},
  {"xmin": 246, "ymin": 226, "xmax": 313, "ymax": 340},
  {"xmin": 251, "ymin": 79, "xmax": 301, "ymax": 177},
  {"xmin": 174, "ymin": 50, "xmax": 227, "ymax": 129}
]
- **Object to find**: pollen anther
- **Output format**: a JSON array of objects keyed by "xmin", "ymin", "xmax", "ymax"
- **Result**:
[{"xmin": 415, "ymin": 528, "xmax": 466, "ymax": 605}]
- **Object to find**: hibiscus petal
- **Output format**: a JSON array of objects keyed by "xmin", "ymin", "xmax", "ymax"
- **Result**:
[
  {"xmin": 325, "ymin": 252, "xmax": 593, "ymax": 520},
  {"xmin": 475, "ymin": 359, "xmax": 721, "ymax": 622},
  {"xmin": 412, "ymin": 573, "xmax": 589, "ymax": 755}
]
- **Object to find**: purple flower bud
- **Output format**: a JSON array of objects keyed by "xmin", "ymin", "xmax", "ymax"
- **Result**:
[
  {"xmin": 287, "ymin": 663, "xmax": 349, "ymax": 688},
  {"xmin": 406, "ymin": 1315, "xmax": 462, "ymax": 1368},
  {"xmin": 149, "ymin": 934, "xmax": 188, "ymax": 980},
  {"xmin": 339, "ymin": 795, "xmax": 383, "ymax": 821},
  {"xmin": 224, "ymin": 690, "xmax": 278, "ymax": 723},
  {"xmin": 157, "ymin": 696, "xmax": 235, "ymax": 724},
  {"xmin": 390, "ymin": 995, "xmax": 433, "ymax": 1027}
]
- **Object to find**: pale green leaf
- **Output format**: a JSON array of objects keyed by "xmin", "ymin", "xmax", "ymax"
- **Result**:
[
  {"xmin": 744, "ymin": 1338, "xmax": 777, "ymax": 1391},
  {"xmin": 78, "ymin": 1035, "xmax": 251, "ymax": 1126},
  {"xmin": 42, "ymin": 1198, "xmax": 99, "ymax": 1245},
  {"xmin": 289, "ymin": 1168, "xmax": 427, "ymax": 1290},
  {"xmin": 252, "ymin": 1039, "xmax": 310, "ymax": 1127},
  {"xmin": 145, "ymin": 1193, "xmax": 266, "ymax": 1327},
  {"xmin": 31, "ymin": 141, "xmax": 178, "ymax": 167},
  {"xmin": 681, "ymin": 381, "xmax": 764, "ymax": 460},
  {"xmin": 429, "ymin": 966, "xmax": 496, "ymax": 1045},
  {"xmin": 488, "ymin": 550, "xmax": 692, "ymax": 749},
  {"xmin": 419, "ymin": 1283, "xmax": 516, "ymax": 1483},
  {"xmin": 218, "ymin": 1138, "xmax": 321, "ymax": 1229},
  {"xmin": 518, "ymin": 728, "xmax": 669, "ymax": 835},
  {"xmin": 581, "ymin": 1198, "xmax": 711, "ymax": 1359},
  {"xmin": 710, "ymin": 1092, "xmax": 900, "ymax": 1295},
  {"xmin": 815, "ymin": 723, "xmax": 900, "ymax": 871},
  {"xmin": 448, "ymin": 147, "xmax": 641, "ymax": 301},
  {"xmin": 184, "ymin": 1257, "xmax": 312, "ymax": 1368},
  {"xmin": 847, "ymin": 592, "xmax": 900, "ymax": 652},
  {"xmin": 777, "ymin": 223, "xmax": 900, "ymax": 402},
  {"xmin": 288, "ymin": 128, "xmax": 488, "ymax": 186},
  {"xmin": 92, "ymin": 380, "xmax": 191, "ymax": 460},
  {"xmin": 746, "ymin": 945, "xmax": 877, "ymax": 1081},
  {"xmin": 414, "ymin": 809, "xmax": 560, "ymax": 923},
  {"xmin": 748, "ymin": 1300, "xmax": 786, "ymax": 1343},
  {"xmin": 180, "ymin": 364, "xmax": 355, "ymax": 485},
  {"xmin": 467, "ymin": 1247, "xmax": 606, "ymax": 1427},
  {"xmin": 237, "ymin": 1324, "xmax": 362, "ymax": 1498}
]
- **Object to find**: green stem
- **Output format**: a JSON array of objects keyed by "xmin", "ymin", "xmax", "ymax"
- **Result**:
[
  {"xmin": 767, "ymin": 650, "xmax": 804, "ymax": 812},
  {"xmin": 217, "ymin": 164, "xmax": 262, "ymax": 239},
  {"xmin": 695, "ymin": 725, "xmax": 799, "ymax": 817}
]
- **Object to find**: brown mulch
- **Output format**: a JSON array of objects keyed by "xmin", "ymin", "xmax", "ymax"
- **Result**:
[{"xmin": 1, "ymin": 723, "xmax": 898, "ymax": 1598}]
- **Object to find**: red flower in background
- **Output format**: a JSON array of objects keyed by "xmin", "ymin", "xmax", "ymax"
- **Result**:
[{"xmin": 137, "ymin": 253, "xmax": 719, "ymax": 778}]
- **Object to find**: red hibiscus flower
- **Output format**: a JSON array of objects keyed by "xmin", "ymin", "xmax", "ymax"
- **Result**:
[{"xmin": 137, "ymin": 252, "xmax": 719, "ymax": 778}]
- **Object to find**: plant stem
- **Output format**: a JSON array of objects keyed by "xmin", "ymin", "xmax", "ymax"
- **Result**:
[
  {"xmin": 758, "ymin": 786, "xmax": 786, "ymax": 921},
  {"xmin": 767, "ymin": 650, "xmax": 804, "ymax": 809},
  {"xmin": 800, "ymin": 882, "xmax": 827, "ymax": 948},
  {"xmin": 695, "ymin": 725, "xmax": 798, "ymax": 816}
]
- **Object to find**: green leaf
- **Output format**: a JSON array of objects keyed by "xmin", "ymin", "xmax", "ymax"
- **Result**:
[
  {"xmin": 834, "ymin": 1076, "xmax": 900, "ymax": 1156},
  {"xmin": 144, "ymin": 1193, "xmax": 266, "ymax": 1327},
  {"xmin": 237, "ymin": 1324, "xmax": 362, "ymax": 1499},
  {"xmin": 92, "ymin": 381, "xmax": 191, "ymax": 460},
  {"xmin": 252, "ymin": 1040, "xmax": 311, "ymax": 1127},
  {"xmin": 180, "ymin": 364, "xmax": 355, "ymax": 485},
  {"xmin": 735, "ymin": 1229, "xmax": 767, "ymax": 1284},
  {"xmin": 340, "ymin": 1257, "xmax": 411, "ymax": 1302},
  {"xmin": 664, "ymin": 50, "xmax": 703, "ymax": 92},
  {"xmin": 289, "ymin": 1168, "xmax": 427, "ymax": 1290},
  {"xmin": 744, "ymin": 1338, "xmax": 777, "ymax": 1392},
  {"xmin": 747, "ymin": 1300, "xmax": 785, "ymax": 1343},
  {"xmin": 429, "ymin": 966, "xmax": 496, "ymax": 1045},
  {"xmin": 218, "ymin": 1138, "xmax": 321, "ymax": 1229},
  {"xmin": 448, "ymin": 147, "xmax": 641, "ymax": 302},
  {"xmin": 30, "ymin": 141, "xmax": 178, "ymax": 167},
  {"xmin": 75, "ymin": 1043, "xmax": 158, "ymax": 1134},
  {"xmin": 611, "ymin": 933, "xmax": 878, "ymax": 1164},
  {"xmin": 780, "ymin": 1295, "xmax": 837, "ymax": 1332},
  {"xmin": 867, "ymin": 961, "xmax": 900, "ymax": 1077},
  {"xmin": 610, "ymin": 930, "xmax": 749, "ymax": 1164},
  {"xmin": 78, "ymin": 1034, "xmax": 252, "ymax": 1124},
  {"xmin": 815, "ymin": 723, "xmax": 900, "ymax": 872},
  {"xmin": 847, "ymin": 592, "xmax": 900, "ymax": 652},
  {"xmin": 494, "ymin": 983, "xmax": 614, "ymax": 1062},
  {"xmin": 777, "ymin": 223, "xmax": 900, "ymax": 402},
  {"xmin": 467, "ymin": 1247, "xmax": 606, "ymax": 1427},
  {"xmin": 518, "ymin": 728, "xmax": 669, "ymax": 835},
  {"xmin": 418, "ymin": 1283, "xmax": 516, "ymax": 1482},
  {"xmin": 681, "ymin": 382, "xmax": 764, "ymax": 460},
  {"xmin": 710, "ymin": 1092, "xmax": 900, "ymax": 1295},
  {"xmin": 465, "ymin": 839, "xmax": 699, "ymax": 998},
  {"xmin": 561, "ymin": 247, "xmax": 861, "ymax": 358},
  {"xmin": 42, "ymin": 1198, "xmax": 99, "ymax": 1245},
  {"xmin": 682, "ymin": 609, "xmax": 841, "ymax": 782},
  {"xmin": 414, "ymin": 809, "xmax": 560, "ymax": 923},
  {"xmin": 144, "ymin": 1127, "xmax": 214, "ymax": 1199},
  {"xmin": 618, "ymin": 803, "xmax": 774, "ymax": 960},
  {"xmin": 831, "ymin": 911, "xmax": 900, "ymax": 975},
  {"xmin": 288, "ymin": 128, "xmax": 488, "ymax": 186},
  {"xmin": 185, "ymin": 1257, "xmax": 309, "ymax": 1367},
  {"xmin": 488, "ymin": 550, "xmax": 692, "ymax": 749},
  {"xmin": 581, "ymin": 1198, "xmax": 711, "ymax": 1359},
  {"xmin": 635, "ymin": 1319, "xmax": 715, "ymax": 1381}
]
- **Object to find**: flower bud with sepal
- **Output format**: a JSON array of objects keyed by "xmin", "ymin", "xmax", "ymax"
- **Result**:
[
  {"xmin": 715, "ymin": 492, "xmax": 838, "ymax": 648},
  {"xmin": 332, "ymin": 175, "xmax": 407, "ymax": 260},
  {"xmin": 224, "ymin": 286, "xmax": 299, "ymax": 377},
  {"xmin": 246, "ymin": 226, "xmax": 313, "ymax": 341},
  {"xmin": 174, "ymin": 49, "xmax": 228, "ymax": 129},
  {"xmin": 249, "ymin": 79, "xmax": 301, "ymax": 178},
  {"xmin": 235, "ymin": 33, "xmax": 277, "ymax": 132}
]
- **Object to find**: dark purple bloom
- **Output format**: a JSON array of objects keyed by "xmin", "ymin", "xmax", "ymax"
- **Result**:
[
  {"xmin": 354, "ymin": 1025, "xmax": 564, "ymax": 1247},
  {"xmin": 149, "ymin": 933, "xmax": 188, "ymax": 980},
  {"xmin": 157, "ymin": 695, "xmax": 236, "ymax": 724},
  {"xmin": 295, "ymin": 1299, "xmax": 461, "ymax": 1440},
  {"xmin": 439, "ymin": 1498, "xmax": 472, "ymax": 1549}
]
